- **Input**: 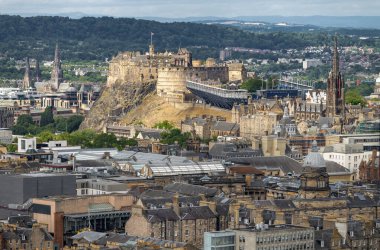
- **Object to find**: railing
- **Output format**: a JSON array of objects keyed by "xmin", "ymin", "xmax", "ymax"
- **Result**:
[
  {"xmin": 279, "ymin": 76, "xmax": 315, "ymax": 89},
  {"xmin": 186, "ymin": 80, "xmax": 248, "ymax": 99}
]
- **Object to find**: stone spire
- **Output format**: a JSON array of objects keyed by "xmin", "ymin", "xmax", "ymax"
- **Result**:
[
  {"xmin": 332, "ymin": 36, "xmax": 339, "ymax": 78},
  {"xmin": 325, "ymin": 36, "xmax": 345, "ymax": 120},
  {"xmin": 50, "ymin": 42, "xmax": 63, "ymax": 91},
  {"xmin": 22, "ymin": 57, "xmax": 31, "ymax": 89}
]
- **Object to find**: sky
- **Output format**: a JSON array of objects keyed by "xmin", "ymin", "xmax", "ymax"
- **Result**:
[{"xmin": 0, "ymin": 0, "xmax": 379, "ymax": 17}]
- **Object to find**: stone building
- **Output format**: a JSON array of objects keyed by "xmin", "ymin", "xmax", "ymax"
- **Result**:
[
  {"xmin": 210, "ymin": 121, "xmax": 240, "ymax": 138},
  {"xmin": 227, "ymin": 62, "xmax": 247, "ymax": 82},
  {"xmin": 299, "ymin": 141, "xmax": 331, "ymax": 199},
  {"xmin": 125, "ymin": 200, "xmax": 217, "ymax": 248},
  {"xmin": 240, "ymin": 112, "xmax": 279, "ymax": 140},
  {"xmin": 0, "ymin": 224, "xmax": 56, "ymax": 250},
  {"xmin": 359, "ymin": 150, "xmax": 380, "ymax": 182},
  {"xmin": 31, "ymin": 194, "xmax": 135, "ymax": 248},
  {"xmin": 181, "ymin": 117, "xmax": 214, "ymax": 139},
  {"xmin": 0, "ymin": 106, "xmax": 15, "ymax": 128},
  {"xmin": 234, "ymin": 225, "xmax": 315, "ymax": 250}
]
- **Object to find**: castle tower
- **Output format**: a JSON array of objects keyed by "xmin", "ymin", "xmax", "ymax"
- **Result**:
[
  {"xmin": 51, "ymin": 43, "xmax": 64, "ymax": 91},
  {"xmin": 326, "ymin": 36, "xmax": 345, "ymax": 120},
  {"xmin": 22, "ymin": 57, "xmax": 31, "ymax": 89},
  {"xmin": 149, "ymin": 44, "xmax": 155, "ymax": 56},
  {"xmin": 35, "ymin": 59, "xmax": 41, "ymax": 83}
]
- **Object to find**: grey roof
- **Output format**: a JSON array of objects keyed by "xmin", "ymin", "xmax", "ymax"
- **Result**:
[
  {"xmin": 272, "ymin": 200, "xmax": 296, "ymax": 209},
  {"xmin": 325, "ymin": 161, "xmax": 350, "ymax": 174},
  {"xmin": 71, "ymin": 231, "xmax": 107, "ymax": 243},
  {"xmin": 211, "ymin": 121, "xmax": 239, "ymax": 132},
  {"xmin": 139, "ymin": 131, "xmax": 161, "ymax": 140},
  {"xmin": 76, "ymin": 160, "xmax": 113, "ymax": 168},
  {"xmin": 182, "ymin": 117, "xmax": 209, "ymax": 126},
  {"xmin": 347, "ymin": 194, "xmax": 377, "ymax": 208},
  {"xmin": 179, "ymin": 206, "xmax": 216, "ymax": 220},
  {"xmin": 230, "ymin": 156, "xmax": 302, "ymax": 175},
  {"xmin": 314, "ymin": 229, "xmax": 333, "ymax": 250},
  {"xmin": 144, "ymin": 208, "xmax": 179, "ymax": 223},
  {"xmin": 209, "ymin": 143, "xmax": 262, "ymax": 159},
  {"xmin": 164, "ymin": 183, "xmax": 218, "ymax": 197}
]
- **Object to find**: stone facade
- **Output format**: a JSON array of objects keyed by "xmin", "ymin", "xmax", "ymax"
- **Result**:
[
  {"xmin": 125, "ymin": 202, "xmax": 217, "ymax": 248},
  {"xmin": 228, "ymin": 63, "xmax": 247, "ymax": 82},
  {"xmin": 0, "ymin": 106, "xmax": 15, "ymax": 128},
  {"xmin": 240, "ymin": 112, "xmax": 279, "ymax": 140}
]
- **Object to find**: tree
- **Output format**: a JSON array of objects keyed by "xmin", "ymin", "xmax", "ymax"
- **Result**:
[
  {"xmin": 40, "ymin": 106, "xmax": 54, "ymax": 126},
  {"xmin": 153, "ymin": 120, "xmax": 175, "ymax": 130},
  {"xmin": 160, "ymin": 129, "xmax": 191, "ymax": 148},
  {"xmin": 92, "ymin": 133, "xmax": 118, "ymax": 148},
  {"xmin": 68, "ymin": 129, "xmax": 97, "ymax": 148},
  {"xmin": 345, "ymin": 89, "xmax": 367, "ymax": 106},
  {"xmin": 16, "ymin": 114, "xmax": 33, "ymax": 126},
  {"xmin": 240, "ymin": 78, "xmax": 265, "ymax": 93},
  {"xmin": 66, "ymin": 115, "xmax": 84, "ymax": 132},
  {"xmin": 37, "ymin": 130, "xmax": 55, "ymax": 143},
  {"xmin": 6, "ymin": 144, "xmax": 17, "ymax": 153}
]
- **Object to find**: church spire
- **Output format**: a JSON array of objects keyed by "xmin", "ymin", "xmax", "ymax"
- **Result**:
[
  {"xmin": 332, "ymin": 35, "xmax": 339, "ymax": 77},
  {"xmin": 51, "ymin": 42, "xmax": 63, "ymax": 91},
  {"xmin": 22, "ymin": 57, "xmax": 31, "ymax": 90}
]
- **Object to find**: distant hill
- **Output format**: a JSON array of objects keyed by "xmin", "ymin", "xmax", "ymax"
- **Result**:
[
  {"xmin": 0, "ymin": 15, "xmax": 377, "ymax": 61},
  {"xmin": 142, "ymin": 16, "xmax": 380, "ymax": 29}
]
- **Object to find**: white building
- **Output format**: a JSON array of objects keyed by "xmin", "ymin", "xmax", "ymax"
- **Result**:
[
  {"xmin": 303, "ymin": 59, "xmax": 322, "ymax": 70},
  {"xmin": 322, "ymin": 144, "xmax": 374, "ymax": 176},
  {"xmin": 76, "ymin": 178, "xmax": 128, "ymax": 196},
  {"xmin": 17, "ymin": 137, "xmax": 37, "ymax": 153}
]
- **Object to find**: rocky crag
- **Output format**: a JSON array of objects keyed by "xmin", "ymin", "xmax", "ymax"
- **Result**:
[{"xmin": 80, "ymin": 81, "xmax": 156, "ymax": 131}]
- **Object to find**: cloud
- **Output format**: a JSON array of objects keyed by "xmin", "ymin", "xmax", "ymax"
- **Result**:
[{"xmin": 0, "ymin": 0, "xmax": 378, "ymax": 17}]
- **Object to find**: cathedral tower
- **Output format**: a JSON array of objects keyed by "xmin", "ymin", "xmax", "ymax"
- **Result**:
[
  {"xmin": 326, "ymin": 36, "xmax": 345, "ymax": 120},
  {"xmin": 22, "ymin": 57, "xmax": 31, "ymax": 89},
  {"xmin": 51, "ymin": 43, "xmax": 63, "ymax": 91}
]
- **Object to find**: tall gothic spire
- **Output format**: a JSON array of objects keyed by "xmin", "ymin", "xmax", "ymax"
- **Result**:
[
  {"xmin": 22, "ymin": 57, "xmax": 31, "ymax": 89},
  {"xmin": 51, "ymin": 42, "xmax": 63, "ymax": 91},
  {"xmin": 332, "ymin": 35, "xmax": 339, "ymax": 77},
  {"xmin": 325, "ymin": 36, "xmax": 345, "ymax": 121}
]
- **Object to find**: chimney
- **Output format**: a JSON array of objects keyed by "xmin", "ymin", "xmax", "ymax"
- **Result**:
[
  {"xmin": 245, "ymin": 175, "xmax": 252, "ymax": 187},
  {"xmin": 172, "ymin": 193, "xmax": 180, "ymax": 215}
]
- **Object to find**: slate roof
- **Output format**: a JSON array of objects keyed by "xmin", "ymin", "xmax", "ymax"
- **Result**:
[
  {"xmin": 211, "ymin": 121, "xmax": 239, "ymax": 132},
  {"xmin": 229, "ymin": 165, "xmax": 264, "ymax": 175},
  {"xmin": 164, "ymin": 183, "xmax": 218, "ymax": 197},
  {"xmin": 139, "ymin": 131, "xmax": 162, "ymax": 140},
  {"xmin": 71, "ymin": 231, "xmax": 107, "ymax": 243},
  {"xmin": 230, "ymin": 156, "xmax": 302, "ymax": 175},
  {"xmin": 325, "ymin": 161, "xmax": 350, "ymax": 174},
  {"xmin": 179, "ymin": 206, "xmax": 216, "ymax": 220},
  {"xmin": 209, "ymin": 143, "xmax": 262, "ymax": 159},
  {"xmin": 141, "ymin": 196, "xmax": 200, "ymax": 209},
  {"xmin": 144, "ymin": 208, "xmax": 179, "ymax": 223},
  {"xmin": 347, "ymin": 194, "xmax": 377, "ymax": 208},
  {"xmin": 314, "ymin": 229, "xmax": 333, "ymax": 250}
]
